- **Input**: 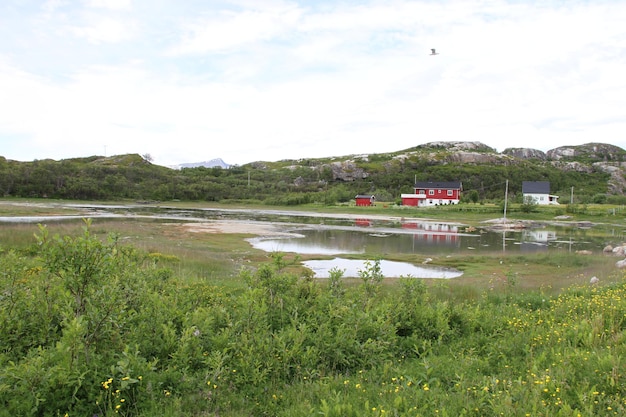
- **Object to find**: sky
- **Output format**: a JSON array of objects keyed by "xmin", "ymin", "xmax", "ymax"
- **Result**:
[{"xmin": 1, "ymin": 0, "xmax": 625, "ymax": 167}]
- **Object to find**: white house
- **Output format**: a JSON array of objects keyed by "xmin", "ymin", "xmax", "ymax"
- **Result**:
[{"xmin": 522, "ymin": 181, "xmax": 559, "ymax": 205}]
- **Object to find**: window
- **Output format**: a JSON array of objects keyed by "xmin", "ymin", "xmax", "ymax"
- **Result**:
[
  {"xmin": 429, "ymin": 190, "xmax": 434, "ymax": 196},
  {"xmin": 447, "ymin": 190, "xmax": 453, "ymax": 196}
]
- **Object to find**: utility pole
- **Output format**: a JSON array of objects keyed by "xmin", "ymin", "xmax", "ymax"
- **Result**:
[
  {"xmin": 570, "ymin": 186, "xmax": 574, "ymax": 204},
  {"xmin": 503, "ymin": 179, "xmax": 508, "ymax": 223}
]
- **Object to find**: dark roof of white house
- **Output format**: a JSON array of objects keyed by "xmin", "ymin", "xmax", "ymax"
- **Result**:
[
  {"xmin": 522, "ymin": 181, "xmax": 550, "ymax": 194},
  {"xmin": 414, "ymin": 181, "xmax": 462, "ymax": 189}
]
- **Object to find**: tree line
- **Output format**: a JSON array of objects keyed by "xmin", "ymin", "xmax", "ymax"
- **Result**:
[{"xmin": 0, "ymin": 153, "xmax": 619, "ymax": 205}]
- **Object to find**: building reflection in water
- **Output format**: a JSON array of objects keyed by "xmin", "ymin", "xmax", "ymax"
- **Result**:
[{"xmin": 401, "ymin": 221, "xmax": 460, "ymax": 246}]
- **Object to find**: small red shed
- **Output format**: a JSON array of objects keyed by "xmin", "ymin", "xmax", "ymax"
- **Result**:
[{"xmin": 355, "ymin": 194, "xmax": 376, "ymax": 206}]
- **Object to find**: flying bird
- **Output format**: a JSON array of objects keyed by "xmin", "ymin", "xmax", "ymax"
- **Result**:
[{"xmin": 430, "ymin": 48, "xmax": 439, "ymax": 55}]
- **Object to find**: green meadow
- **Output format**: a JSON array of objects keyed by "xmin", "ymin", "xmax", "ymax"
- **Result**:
[{"xmin": 0, "ymin": 201, "xmax": 625, "ymax": 416}]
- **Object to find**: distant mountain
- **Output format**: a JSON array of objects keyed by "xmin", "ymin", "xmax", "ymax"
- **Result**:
[{"xmin": 173, "ymin": 158, "xmax": 231, "ymax": 169}]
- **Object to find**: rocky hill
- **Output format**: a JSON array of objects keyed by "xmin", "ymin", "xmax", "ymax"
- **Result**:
[
  {"xmin": 249, "ymin": 141, "xmax": 626, "ymax": 198},
  {"xmin": 258, "ymin": 141, "xmax": 626, "ymax": 197},
  {"xmin": 502, "ymin": 148, "xmax": 547, "ymax": 160},
  {"xmin": 1, "ymin": 142, "xmax": 624, "ymax": 203},
  {"xmin": 546, "ymin": 143, "xmax": 624, "ymax": 161}
]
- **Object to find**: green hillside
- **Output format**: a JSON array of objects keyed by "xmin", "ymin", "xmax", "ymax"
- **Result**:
[{"xmin": 1, "ymin": 142, "xmax": 624, "ymax": 205}]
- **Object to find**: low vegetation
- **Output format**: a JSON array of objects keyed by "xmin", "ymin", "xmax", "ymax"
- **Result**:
[
  {"xmin": 1, "ymin": 221, "xmax": 625, "ymax": 416},
  {"xmin": 1, "ymin": 143, "xmax": 623, "ymax": 206}
]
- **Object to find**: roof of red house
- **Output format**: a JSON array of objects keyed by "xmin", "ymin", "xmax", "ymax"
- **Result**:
[
  {"xmin": 355, "ymin": 194, "xmax": 375, "ymax": 199},
  {"xmin": 414, "ymin": 181, "xmax": 462, "ymax": 189}
]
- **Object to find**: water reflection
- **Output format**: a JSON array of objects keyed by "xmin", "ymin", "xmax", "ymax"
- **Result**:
[
  {"xmin": 302, "ymin": 258, "xmax": 463, "ymax": 279},
  {"xmin": 402, "ymin": 221, "xmax": 462, "ymax": 249},
  {"xmin": 249, "ymin": 230, "xmax": 365, "ymax": 255},
  {"xmin": 250, "ymin": 222, "xmax": 604, "ymax": 256},
  {"xmin": 249, "ymin": 226, "xmax": 471, "ymax": 255},
  {"xmin": 515, "ymin": 229, "xmax": 557, "ymax": 252}
]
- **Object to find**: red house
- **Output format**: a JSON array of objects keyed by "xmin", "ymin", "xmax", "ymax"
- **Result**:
[
  {"xmin": 401, "ymin": 181, "xmax": 462, "ymax": 207},
  {"xmin": 355, "ymin": 194, "xmax": 376, "ymax": 206}
]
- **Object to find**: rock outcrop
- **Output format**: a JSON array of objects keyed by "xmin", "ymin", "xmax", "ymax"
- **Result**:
[
  {"xmin": 546, "ymin": 143, "xmax": 626, "ymax": 162},
  {"xmin": 594, "ymin": 162, "xmax": 626, "ymax": 195},
  {"xmin": 417, "ymin": 141, "xmax": 496, "ymax": 153},
  {"xmin": 443, "ymin": 151, "xmax": 511, "ymax": 165},
  {"xmin": 549, "ymin": 161, "xmax": 594, "ymax": 173},
  {"xmin": 324, "ymin": 160, "xmax": 368, "ymax": 181},
  {"xmin": 544, "ymin": 143, "xmax": 626, "ymax": 195},
  {"xmin": 502, "ymin": 148, "xmax": 547, "ymax": 160}
]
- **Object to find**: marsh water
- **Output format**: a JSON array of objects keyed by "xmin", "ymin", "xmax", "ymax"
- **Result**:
[
  {"xmin": 249, "ymin": 226, "xmax": 595, "ymax": 255},
  {"xmin": 2, "ymin": 203, "xmax": 623, "ymax": 278}
]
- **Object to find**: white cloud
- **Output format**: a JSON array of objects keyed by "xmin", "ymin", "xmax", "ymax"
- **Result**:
[
  {"xmin": 1, "ymin": 0, "xmax": 626, "ymax": 166},
  {"xmin": 69, "ymin": 16, "xmax": 137, "ymax": 43},
  {"xmin": 83, "ymin": 0, "xmax": 132, "ymax": 11},
  {"xmin": 42, "ymin": 0, "xmax": 71, "ymax": 13},
  {"xmin": 170, "ymin": 5, "xmax": 303, "ymax": 55}
]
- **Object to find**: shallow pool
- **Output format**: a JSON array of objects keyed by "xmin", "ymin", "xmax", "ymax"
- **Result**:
[{"xmin": 302, "ymin": 258, "xmax": 463, "ymax": 279}]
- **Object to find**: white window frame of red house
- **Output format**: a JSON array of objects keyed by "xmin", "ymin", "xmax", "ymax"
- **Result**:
[
  {"xmin": 429, "ymin": 190, "xmax": 434, "ymax": 195},
  {"xmin": 447, "ymin": 190, "xmax": 453, "ymax": 196}
]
